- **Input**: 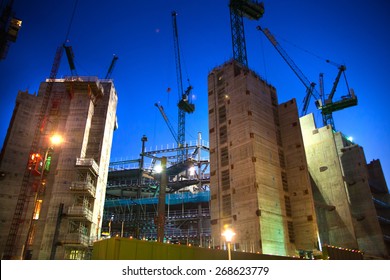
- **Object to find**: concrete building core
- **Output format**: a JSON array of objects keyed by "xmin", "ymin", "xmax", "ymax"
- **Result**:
[
  {"xmin": 300, "ymin": 113, "xmax": 388, "ymax": 258},
  {"xmin": 0, "ymin": 77, "xmax": 118, "ymax": 259},
  {"xmin": 368, "ymin": 159, "xmax": 390, "ymax": 255},
  {"xmin": 208, "ymin": 60, "xmax": 319, "ymax": 257}
]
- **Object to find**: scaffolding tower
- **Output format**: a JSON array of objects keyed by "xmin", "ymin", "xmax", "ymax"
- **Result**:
[{"xmin": 103, "ymin": 133, "xmax": 211, "ymax": 246}]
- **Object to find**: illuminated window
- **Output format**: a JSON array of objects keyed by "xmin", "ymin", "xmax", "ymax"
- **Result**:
[
  {"xmin": 27, "ymin": 224, "xmax": 36, "ymax": 245},
  {"xmin": 32, "ymin": 200, "xmax": 43, "ymax": 220},
  {"xmin": 69, "ymin": 250, "xmax": 85, "ymax": 260}
]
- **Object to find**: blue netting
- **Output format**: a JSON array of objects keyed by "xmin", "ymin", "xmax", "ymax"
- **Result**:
[{"xmin": 104, "ymin": 191, "xmax": 210, "ymax": 208}]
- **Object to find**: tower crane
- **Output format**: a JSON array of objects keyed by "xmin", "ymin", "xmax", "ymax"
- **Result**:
[
  {"xmin": 258, "ymin": 26, "xmax": 357, "ymax": 130},
  {"xmin": 317, "ymin": 61, "xmax": 357, "ymax": 130},
  {"xmin": 171, "ymin": 11, "xmax": 194, "ymax": 164},
  {"xmin": 229, "ymin": 0, "xmax": 264, "ymax": 67},
  {"xmin": 257, "ymin": 26, "xmax": 320, "ymax": 117}
]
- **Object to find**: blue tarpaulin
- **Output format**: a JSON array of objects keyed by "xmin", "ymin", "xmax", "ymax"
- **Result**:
[{"xmin": 104, "ymin": 191, "xmax": 210, "ymax": 208}]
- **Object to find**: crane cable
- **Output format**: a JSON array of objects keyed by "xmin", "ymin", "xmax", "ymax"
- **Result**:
[
  {"xmin": 64, "ymin": 0, "xmax": 78, "ymax": 43},
  {"xmin": 278, "ymin": 33, "xmax": 352, "ymax": 97},
  {"xmin": 278, "ymin": 35, "xmax": 331, "ymax": 64}
]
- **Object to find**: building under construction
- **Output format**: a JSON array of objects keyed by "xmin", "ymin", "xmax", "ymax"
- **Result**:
[
  {"xmin": 208, "ymin": 60, "xmax": 320, "ymax": 256},
  {"xmin": 102, "ymin": 134, "xmax": 211, "ymax": 247},
  {"xmin": 1, "ymin": 0, "xmax": 389, "ymax": 261},
  {"xmin": 87, "ymin": 0, "xmax": 390, "ymax": 260},
  {"xmin": 0, "ymin": 77, "xmax": 118, "ymax": 259},
  {"xmin": 100, "ymin": 59, "xmax": 390, "ymax": 260},
  {"xmin": 300, "ymin": 114, "xmax": 389, "ymax": 258}
]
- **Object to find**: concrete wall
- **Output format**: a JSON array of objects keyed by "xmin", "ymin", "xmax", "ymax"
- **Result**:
[
  {"xmin": 0, "ymin": 90, "xmax": 43, "ymax": 259},
  {"xmin": 336, "ymin": 137, "xmax": 388, "ymax": 258},
  {"xmin": 208, "ymin": 61, "xmax": 285, "ymax": 255},
  {"xmin": 208, "ymin": 61, "xmax": 317, "ymax": 257},
  {"xmin": 278, "ymin": 99, "xmax": 319, "ymax": 254},
  {"xmin": 368, "ymin": 160, "xmax": 390, "ymax": 255},
  {"xmin": 368, "ymin": 159, "xmax": 389, "ymax": 194},
  {"xmin": 300, "ymin": 114, "xmax": 358, "ymax": 249},
  {"xmin": 0, "ymin": 78, "xmax": 117, "ymax": 260}
]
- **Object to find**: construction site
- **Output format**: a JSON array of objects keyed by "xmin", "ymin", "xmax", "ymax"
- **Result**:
[{"xmin": 0, "ymin": 0, "xmax": 389, "ymax": 260}]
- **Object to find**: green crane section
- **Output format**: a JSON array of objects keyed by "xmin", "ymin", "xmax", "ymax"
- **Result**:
[{"xmin": 317, "ymin": 61, "xmax": 358, "ymax": 130}]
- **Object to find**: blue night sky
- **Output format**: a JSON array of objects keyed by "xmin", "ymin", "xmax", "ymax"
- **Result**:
[{"xmin": 1, "ymin": 0, "xmax": 389, "ymax": 188}]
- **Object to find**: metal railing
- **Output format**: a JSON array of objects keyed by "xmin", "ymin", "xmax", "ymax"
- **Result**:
[
  {"xmin": 76, "ymin": 158, "xmax": 99, "ymax": 175},
  {"xmin": 103, "ymin": 207, "xmax": 210, "ymax": 223},
  {"xmin": 70, "ymin": 181, "xmax": 96, "ymax": 197},
  {"xmin": 64, "ymin": 232, "xmax": 90, "ymax": 247},
  {"xmin": 67, "ymin": 205, "xmax": 93, "ymax": 222}
]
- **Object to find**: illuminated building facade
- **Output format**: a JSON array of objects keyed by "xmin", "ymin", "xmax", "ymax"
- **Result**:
[
  {"xmin": 207, "ymin": 60, "xmax": 389, "ymax": 259},
  {"xmin": 208, "ymin": 60, "xmax": 319, "ymax": 257},
  {"xmin": 300, "ymin": 114, "xmax": 388, "ymax": 259},
  {"xmin": 0, "ymin": 77, "xmax": 118, "ymax": 259}
]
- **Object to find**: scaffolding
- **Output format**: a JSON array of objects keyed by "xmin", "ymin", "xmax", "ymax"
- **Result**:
[{"xmin": 103, "ymin": 134, "xmax": 211, "ymax": 246}]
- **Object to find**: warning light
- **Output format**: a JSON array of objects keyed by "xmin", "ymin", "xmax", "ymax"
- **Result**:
[{"xmin": 28, "ymin": 153, "xmax": 43, "ymax": 176}]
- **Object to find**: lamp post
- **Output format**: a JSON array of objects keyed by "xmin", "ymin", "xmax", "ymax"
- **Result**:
[
  {"xmin": 23, "ymin": 134, "xmax": 62, "ymax": 259},
  {"xmin": 222, "ymin": 227, "xmax": 235, "ymax": 260},
  {"xmin": 157, "ymin": 157, "xmax": 167, "ymax": 243}
]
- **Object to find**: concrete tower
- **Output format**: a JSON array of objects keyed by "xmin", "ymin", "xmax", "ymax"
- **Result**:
[
  {"xmin": 299, "ymin": 114, "xmax": 357, "ymax": 249},
  {"xmin": 300, "ymin": 113, "xmax": 387, "ymax": 259},
  {"xmin": 0, "ymin": 77, "xmax": 118, "ymax": 259},
  {"xmin": 208, "ymin": 60, "xmax": 319, "ymax": 257}
]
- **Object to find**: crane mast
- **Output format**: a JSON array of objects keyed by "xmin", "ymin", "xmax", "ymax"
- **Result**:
[
  {"xmin": 229, "ymin": 0, "xmax": 264, "ymax": 67},
  {"xmin": 317, "ymin": 64, "xmax": 345, "ymax": 129},
  {"xmin": 326, "ymin": 63, "xmax": 346, "ymax": 104},
  {"xmin": 171, "ymin": 11, "xmax": 194, "ymax": 164},
  {"xmin": 318, "ymin": 62, "xmax": 357, "ymax": 130}
]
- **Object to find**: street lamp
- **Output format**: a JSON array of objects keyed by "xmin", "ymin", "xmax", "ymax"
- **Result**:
[
  {"xmin": 222, "ymin": 227, "xmax": 235, "ymax": 260},
  {"xmin": 23, "ymin": 134, "xmax": 62, "ymax": 259},
  {"xmin": 50, "ymin": 134, "xmax": 63, "ymax": 145}
]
